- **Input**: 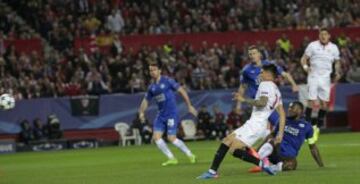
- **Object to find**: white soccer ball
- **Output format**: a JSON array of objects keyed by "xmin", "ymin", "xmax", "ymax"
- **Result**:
[{"xmin": 0, "ymin": 93, "xmax": 15, "ymax": 110}]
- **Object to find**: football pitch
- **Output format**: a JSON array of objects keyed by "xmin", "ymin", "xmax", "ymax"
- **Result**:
[{"xmin": 1, "ymin": 132, "xmax": 359, "ymax": 184}]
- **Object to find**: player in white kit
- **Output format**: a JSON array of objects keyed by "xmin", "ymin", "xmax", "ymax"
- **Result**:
[
  {"xmin": 300, "ymin": 28, "xmax": 341, "ymax": 143},
  {"xmin": 197, "ymin": 64, "xmax": 286, "ymax": 179}
]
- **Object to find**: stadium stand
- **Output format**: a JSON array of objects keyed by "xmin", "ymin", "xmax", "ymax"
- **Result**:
[
  {"xmin": 0, "ymin": 0, "xmax": 359, "ymax": 145},
  {"xmin": 0, "ymin": 0, "xmax": 359, "ymax": 100}
]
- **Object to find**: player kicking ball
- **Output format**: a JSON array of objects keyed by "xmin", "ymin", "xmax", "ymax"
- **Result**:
[
  {"xmin": 138, "ymin": 60, "xmax": 197, "ymax": 166},
  {"xmin": 248, "ymin": 101, "xmax": 324, "ymax": 173},
  {"xmin": 197, "ymin": 64, "xmax": 286, "ymax": 179}
]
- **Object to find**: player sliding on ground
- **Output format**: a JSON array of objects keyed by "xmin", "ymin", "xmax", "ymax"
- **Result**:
[
  {"xmin": 197, "ymin": 64, "xmax": 286, "ymax": 179},
  {"xmin": 138, "ymin": 60, "xmax": 197, "ymax": 166},
  {"xmin": 248, "ymin": 101, "xmax": 324, "ymax": 173}
]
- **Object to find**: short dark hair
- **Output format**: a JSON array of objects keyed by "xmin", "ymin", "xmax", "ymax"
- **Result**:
[
  {"xmin": 248, "ymin": 45, "xmax": 259, "ymax": 51},
  {"xmin": 290, "ymin": 101, "xmax": 304, "ymax": 112},
  {"xmin": 262, "ymin": 64, "xmax": 278, "ymax": 78},
  {"xmin": 148, "ymin": 60, "xmax": 161, "ymax": 68},
  {"xmin": 319, "ymin": 27, "xmax": 330, "ymax": 33}
]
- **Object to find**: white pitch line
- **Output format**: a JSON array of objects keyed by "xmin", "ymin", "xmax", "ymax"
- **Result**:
[
  {"xmin": 318, "ymin": 143, "xmax": 360, "ymax": 147},
  {"xmin": 192, "ymin": 142, "xmax": 360, "ymax": 150}
]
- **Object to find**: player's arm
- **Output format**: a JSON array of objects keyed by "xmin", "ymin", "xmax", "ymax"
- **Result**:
[
  {"xmin": 178, "ymin": 87, "xmax": 198, "ymax": 116},
  {"xmin": 334, "ymin": 59, "xmax": 342, "ymax": 82},
  {"xmin": 281, "ymin": 71, "xmax": 299, "ymax": 92},
  {"xmin": 301, "ymin": 54, "xmax": 310, "ymax": 73},
  {"xmin": 309, "ymin": 143, "xmax": 324, "ymax": 167},
  {"xmin": 138, "ymin": 98, "xmax": 149, "ymax": 122},
  {"xmin": 236, "ymin": 83, "xmax": 247, "ymax": 109},
  {"xmin": 274, "ymin": 104, "xmax": 286, "ymax": 144},
  {"xmin": 233, "ymin": 93, "xmax": 268, "ymax": 108}
]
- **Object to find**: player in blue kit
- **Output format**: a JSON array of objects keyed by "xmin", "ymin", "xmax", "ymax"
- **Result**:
[
  {"xmin": 237, "ymin": 45, "xmax": 299, "ymax": 128},
  {"xmin": 250, "ymin": 101, "xmax": 324, "ymax": 173},
  {"xmin": 138, "ymin": 60, "xmax": 198, "ymax": 166}
]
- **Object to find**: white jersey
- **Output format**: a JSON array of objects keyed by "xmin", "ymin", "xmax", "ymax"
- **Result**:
[
  {"xmin": 249, "ymin": 81, "xmax": 282, "ymax": 123},
  {"xmin": 304, "ymin": 40, "xmax": 340, "ymax": 77}
]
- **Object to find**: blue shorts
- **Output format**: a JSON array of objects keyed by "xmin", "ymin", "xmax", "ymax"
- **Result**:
[
  {"xmin": 268, "ymin": 111, "xmax": 280, "ymax": 127},
  {"xmin": 153, "ymin": 115, "xmax": 179, "ymax": 135}
]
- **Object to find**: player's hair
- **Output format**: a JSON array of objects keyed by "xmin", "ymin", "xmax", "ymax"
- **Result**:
[
  {"xmin": 262, "ymin": 64, "xmax": 277, "ymax": 78},
  {"xmin": 319, "ymin": 27, "xmax": 329, "ymax": 33},
  {"xmin": 148, "ymin": 59, "xmax": 161, "ymax": 68},
  {"xmin": 290, "ymin": 101, "xmax": 304, "ymax": 111},
  {"xmin": 248, "ymin": 45, "xmax": 259, "ymax": 51}
]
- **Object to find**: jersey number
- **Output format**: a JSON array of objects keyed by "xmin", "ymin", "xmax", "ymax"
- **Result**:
[{"xmin": 167, "ymin": 119, "xmax": 175, "ymax": 127}]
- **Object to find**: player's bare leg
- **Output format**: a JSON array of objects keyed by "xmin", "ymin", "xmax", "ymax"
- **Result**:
[
  {"xmin": 168, "ymin": 135, "xmax": 196, "ymax": 164},
  {"xmin": 307, "ymin": 99, "xmax": 327, "ymax": 144},
  {"xmin": 228, "ymin": 137, "xmax": 276, "ymax": 175},
  {"xmin": 153, "ymin": 132, "xmax": 178, "ymax": 166},
  {"xmin": 318, "ymin": 100, "xmax": 328, "ymax": 128},
  {"xmin": 305, "ymin": 100, "xmax": 316, "ymax": 123},
  {"xmin": 196, "ymin": 134, "xmax": 233, "ymax": 179},
  {"xmin": 197, "ymin": 134, "xmax": 275, "ymax": 179}
]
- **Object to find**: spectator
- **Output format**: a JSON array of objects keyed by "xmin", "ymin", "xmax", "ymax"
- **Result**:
[
  {"xmin": 212, "ymin": 105, "xmax": 228, "ymax": 140},
  {"xmin": 276, "ymin": 34, "xmax": 293, "ymax": 57},
  {"xmin": 86, "ymin": 66, "xmax": 110, "ymax": 95},
  {"xmin": 346, "ymin": 60, "xmax": 360, "ymax": 83},
  {"xmin": 196, "ymin": 105, "xmax": 212, "ymax": 139},
  {"xmin": 32, "ymin": 118, "xmax": 45, "ymax": 141},
  {"xmin": 131, "ymin": 113, "xmax": 152, "ymax": 144},
  {"xmin": 106, "ymin": 9, "xmax": 125, "ymax": 33},
  {"xmin": 110, "ymin": 35, "xmax": 123, "ymax": 57},
  {"xmin": 83, "ymin": 13, "xmax": 101, "ymax": 33},
  {"xmin": 226, "ymin": 106, "xmax": 243, "ymax": 131},
  {"xmin": 19, "ymin": 119, "xmax": 34, "ymax": 144},
  {"xmin": 46, "ymin": 114, "xmax": 63, "ymax": 140},
  {"xmin": 129, "ymin": 73, "xmax": 145, "ymax": 93}
]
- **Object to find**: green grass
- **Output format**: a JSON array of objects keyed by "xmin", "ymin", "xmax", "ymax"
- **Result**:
[{"xmin": 1, "ymin": 132, "xmax": 360, "ymax": 184}]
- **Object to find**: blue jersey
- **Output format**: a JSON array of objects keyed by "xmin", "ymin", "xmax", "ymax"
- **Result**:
[
  {"xmin": 275, "ymin": 118, "xmax": 313, "ymax": 158},
  {"xmin": 145, "ymin": 76, "xmax": 180, "ymax": 117},
  {"xmin": 240, "ymin": 60, "xmax": 284, "ymax": 98}
]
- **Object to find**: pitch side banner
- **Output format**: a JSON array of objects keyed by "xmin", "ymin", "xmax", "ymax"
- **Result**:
[
  {"xmin": 0, "ymin": 140, "xmax": 16, "ymax": 154},
  {"xmin": 0, "ymin": 84, "xmax": 359, "ymax": 134}
]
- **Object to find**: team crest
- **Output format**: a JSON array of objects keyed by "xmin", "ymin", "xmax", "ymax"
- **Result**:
[
  {"xmin": 299, "ymin": 123, "xmax": 305, "ymax": 128},
  {"xmin": 160, "ymin": 84, "xmax": 165, "ymax": 89}
]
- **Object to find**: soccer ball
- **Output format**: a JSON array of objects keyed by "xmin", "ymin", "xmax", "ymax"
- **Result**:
[{"xmin": 0, "ymin": 93, "xmax": 15, "ymax": 110}]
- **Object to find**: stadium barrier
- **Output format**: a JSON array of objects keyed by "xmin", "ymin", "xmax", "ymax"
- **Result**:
[
  {"xmin": 347, "ymin": 94, "xmax": 360, "ymax": 132},
  {"xmin": 0, "ymin": 84, "xmax": 359, "ymax": 140},
  {"xmin": 3, "ymin": 38, "xmax": 43, "ymax": 54},
  {"xmin": 15, "ymin": 139, "xmax": 98, "ymax": 153},
  {"xmin": 0, "ymin": 139, "xmax": 16, "ymax": 154},
  {"xmin": 0, "ymin": 87, "xmax": 297, "ymax": 134}
]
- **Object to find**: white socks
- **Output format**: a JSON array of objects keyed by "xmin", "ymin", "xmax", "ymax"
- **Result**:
[
  {"xmin": 155, "ymin": 139, "xmax": 174, "ymax": 159},
  {"xmin": 172, "ymin": 138, "xmax": 193, "ymax": 157},
  {"xmin": 155, "ymin": 138, "xmax": 193, "ymax": 159},
  {"xmin": 276, "ymin": 162, "xmax": 283, "ymax": 171},
  {"xmin": 258, "ymin": 142, "xmax": 274, "ymax": 159}
]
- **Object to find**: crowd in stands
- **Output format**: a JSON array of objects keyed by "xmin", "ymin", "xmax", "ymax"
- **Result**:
[
  {"xmin": 0, "ymin": 0, "xmax": 359, "ymax": 100},
  {"xmin": 0, "ymin": 3, "xmax": 39, "ymax": 40},
  {"xmin": 1, "ymin": 34, "xmax": 360, "ymax": 100},
  {"xmin": 6, "ymin": 0, "xmax": 360, "ymax": 39}
]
